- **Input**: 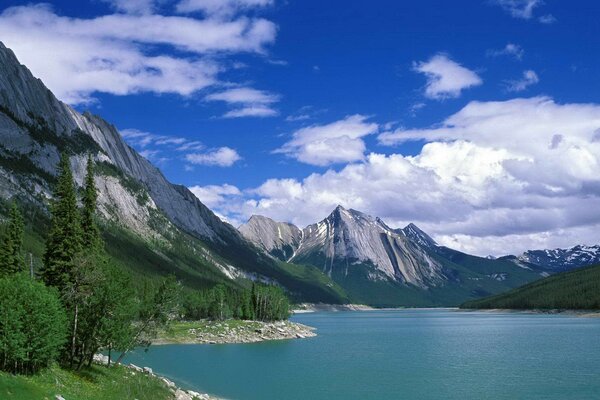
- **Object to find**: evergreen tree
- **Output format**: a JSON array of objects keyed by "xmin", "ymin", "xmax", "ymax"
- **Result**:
[
  {"xmin": 81, "ymin": 154, "xmax": 101, "ymax": 252},
  {"xmin": 0, "ymin": 201, "xmax": 25, "ymax": 275},
  {"xmin": 41, "ymin": 153, "xmax": 83, "ymax": 290}
]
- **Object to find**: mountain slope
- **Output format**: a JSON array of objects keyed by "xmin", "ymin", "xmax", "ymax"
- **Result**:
[
  {"xmin": 460, "ymin": 264, "xmax": 600, "ymax": 310},
  {"xmin": 0, "ymin": 42, "xmax": 346, "ymax": 304},
  {"xmin": 239, "ymin": 207, "xmax": 546, "ymax": 306}
]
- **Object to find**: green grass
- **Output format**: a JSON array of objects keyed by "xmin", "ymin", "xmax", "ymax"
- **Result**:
[
  {"xmin": 461, "ymin": 263, "xmax": 600, "ymax": 310},
  {"xmin": 0, "ymin": 364, "xmax": 172, "ymax": 400}
]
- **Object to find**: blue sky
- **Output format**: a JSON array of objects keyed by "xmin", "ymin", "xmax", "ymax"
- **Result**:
[{"xmin": 1, "ymin": 0, "xmax": 600, "ymax": 255}]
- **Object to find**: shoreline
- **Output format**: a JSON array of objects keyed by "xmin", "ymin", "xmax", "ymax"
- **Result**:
[
  {"xmin": 458, "ymin": 308, "xmax": 600, "ymax": 318},
  {"xmin": 153, "ymin": 319, "xmax": 317, "ymax": 345},
  {"xmin": 93, "ymin": 354, "xmax": 220, "ymax": 400},
  {"xmin": 292, "ymin": 303, "xmax": 376, "ymax": 313}
]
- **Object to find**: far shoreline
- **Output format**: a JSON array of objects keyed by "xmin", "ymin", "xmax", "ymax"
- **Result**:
[{"xmin": 457, "ymin": 308, "xmax": 600, "ymax": 318}]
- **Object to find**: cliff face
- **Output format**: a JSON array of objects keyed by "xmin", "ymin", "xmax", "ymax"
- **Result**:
[{"xmin": 0, "ymin": 41, "xmax": 233, "ymax": 242}]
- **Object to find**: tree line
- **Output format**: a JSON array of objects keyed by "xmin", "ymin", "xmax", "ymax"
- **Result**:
[
  {"xmin": 0, "ymin": 153, "xmax": 290, "ymax": 376},
  {"xmin": 182, "ymin": 282, "xmax": 290, "ymax": 322}
]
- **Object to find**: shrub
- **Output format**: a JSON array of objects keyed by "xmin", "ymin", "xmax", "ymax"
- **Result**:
[{"xmin": 0, "ymin": 274, "xmax": 67, "ymax": 374}]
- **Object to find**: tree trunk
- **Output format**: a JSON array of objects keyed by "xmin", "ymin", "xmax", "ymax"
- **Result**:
[{"xmin": 70, "ymin": 302, "xmax": 79, "ymax": 368}]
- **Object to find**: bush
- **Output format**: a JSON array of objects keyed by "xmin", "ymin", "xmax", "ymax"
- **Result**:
[{"xmin": 0, "ymin": 274, "xmax": 67, "ymax": 374}]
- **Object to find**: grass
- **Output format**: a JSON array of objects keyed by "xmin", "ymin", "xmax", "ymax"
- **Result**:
[
  {"xmin": 0, "ymin": 364, "xmax": 172, "ymax": 400},
  {"xmin": 461, "ymin": 263, "xmax": 600, "ymax": 310}
]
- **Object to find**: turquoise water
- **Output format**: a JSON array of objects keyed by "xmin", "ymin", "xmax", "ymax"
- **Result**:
[{"xmin": 126, "ymin": 310, "xmax": 600, "ymax": 399}]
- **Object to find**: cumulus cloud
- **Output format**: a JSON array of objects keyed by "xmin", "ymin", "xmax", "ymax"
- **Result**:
[
  {"xmin": 487, "ymin": 43, "xmax": 524, "ymax": 60},
  {"xmin": 185, "ymin": 147, "xmax": 242, "ymax": 166},
  {"xmin": 504, "ymin": 70, "xmax": 539, "ymax": 92},
  {"xmin": 0, "ymin": 4, "xmax": 276, "ymax": 104},
  {"xmin": 197, "ymin": 97, "xmax": 600, "ymax": 256},
  {"xmin": 205, "ymin": 87, "xmax": 279, "ymax": 118},
  {"xmin": 189, "ymin": 184, "xmax": 242, "ymax": 208},
  {"xmin": 413, "ymin": 54, "xmax": 482, "ymax": 100},
  {"xmin": 275, "ymin": 115, "xmax": 379, "ymax": 166}
]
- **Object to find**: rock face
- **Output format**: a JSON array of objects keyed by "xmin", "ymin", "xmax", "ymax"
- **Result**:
[
  {"xmin": 516, "ymin": 245, "xmax": 600, "ymax": 272},
  {"xmin": 0, "ymin": 41, "xmax": 230, "ymax": 242},
  {"xmin": 240, "ymin": 206, "xmax": 445, "ymax": 288},
  {"xmin": 238, "ymin": 215, "xmax": 303, "ymax": 261}
]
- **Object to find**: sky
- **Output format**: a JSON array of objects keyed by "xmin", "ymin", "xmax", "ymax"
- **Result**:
[{"xmin": 1, "ymin": 0, "xmax": 600, "ymax": 256}]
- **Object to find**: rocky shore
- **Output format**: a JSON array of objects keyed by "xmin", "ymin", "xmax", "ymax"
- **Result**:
[
  {"xmin": 93, "ymin": 354, "xmax": 220, "ymax": 400},
  {"xmin": 154, "ymin": 319, "xmax": 317, "ymax": 345},
  {"xmin": 293, "ymin": 303, "xmax": 375, "ymax": 312}
]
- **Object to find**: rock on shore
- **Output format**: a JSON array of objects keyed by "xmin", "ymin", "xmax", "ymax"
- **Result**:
[
  {"xmin": 155, "ymin": 319, "xmax": 317, "ymax": 345},
  {"xmin": 92, "ymin": 354, "xmax": 219, "ymax": 399}
]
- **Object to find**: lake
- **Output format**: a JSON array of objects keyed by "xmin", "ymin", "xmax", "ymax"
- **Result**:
[{"xmin": 126, "ymin": 309, "xmax": 600, "ymax": 399}]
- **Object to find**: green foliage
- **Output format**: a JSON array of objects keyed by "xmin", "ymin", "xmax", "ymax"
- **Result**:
[
  {"xmin": 81, "ymin": 155, "xmax": 101, "ymax": 251},
  {"xmin": 62, "ymin": 253, "xmax": 138, "ymax": 369},
  {"xmin": 114, "ymin": 276, "xmax": 181, "ymax": 364},
  {"xmin": 182, "ymin": 283, "xmax": 289, "ymax": 322},
  {"xmin": 461, "ymin": 264, "xmax": 600, "ymax": 310},
  {"xmin": 252, "ymin": 284, "xmax": 290, "ymax": 321},
  {"xmin": 0, "ymin": 201, "xmax": 25, "ymax": 275},
  {"xmin": 41, "ymin": 153, "xmax": 83, "ymax": 290},
  {"xmin": 0, "ymin": 364, "xmax": 173, "ymax": 400},
  {"xmin": 0, "ymin": 274, "xmax": 67, "ymax": 375}
]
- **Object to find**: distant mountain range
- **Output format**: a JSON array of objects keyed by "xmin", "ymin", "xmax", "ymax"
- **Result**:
[
  {"xmin": 239, "ymin": 206, "xmax": 586, "ymax": 306},
  {"xmin": 501, "ymin": 246, "xmax": 600, "ymax": 273},
  {"xmin": 1, "ymin": 40, "xmax": 597, "ymax": 307}
]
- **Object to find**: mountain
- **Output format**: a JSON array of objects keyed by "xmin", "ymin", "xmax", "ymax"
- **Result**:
[
  {"xmin": 0, "ymin": 42, "xmax": 347, "ymax": 304},
  {"xmin": 238, "ymin": 215, "xmax": 303, "ymax": 261},
  {"xmin": 513, "ymin": 245, "xmax": 600, "ymax": 272},
  {"xmin": 239, "ymin": 207, "xmax": 547, "ymax": 306},
  {"xmin": 460, "ymin": 263, "xmax": 600, "ymax": 310}
]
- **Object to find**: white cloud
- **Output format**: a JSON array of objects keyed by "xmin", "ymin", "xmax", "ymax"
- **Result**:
[
  {"xmin": 505, "ymin": 70, "xmax": 539, "ymax": 92},
  {"xmin": 492, "ymin": 0, "xmax": 541, "ymax": 19},
  {"xmin": 205, "ymin": 87, "xmax": 279, "ymax": 118},
  {"xmin": 275, "ymin": 115, "xmax": 379, "ymax": 166},
  {"xmin": 0, "ymin": 4, "xmax": 276, "ymax": 104},
  {"xmin": 538, "ymin": 14, "xmax": 557, "ymax": 24},
  {"xmin": 176, "ymin": 0, "xmax": 273, "ymax": 16},
  {"xmin": 492, "ymin": 0, "xmax": 556, "ymax": 23},
  {"xmin": 203, "ymin": 97, "xmax": 600, "ymax": 256},
  {"xmin": 101, "ymin": 0, "xmax": 162, "ymax": 14},
  {"xmin": 413, "ymin": 54, "xmax": 482, "ymax": 100},
  {"xmin": 487, "ymin": 43, "xmax": 524, "ymax": 60},
  {"xmin": 185, "ymin": 147, "xmax": 242, "ymax": 166},
  {"xmin": 189, "ymin": 184, "xmax": 242, "ymax": 208},
  {"xmin": 120, "ymin": 128, "xmax": 204, "ymax": 151}
]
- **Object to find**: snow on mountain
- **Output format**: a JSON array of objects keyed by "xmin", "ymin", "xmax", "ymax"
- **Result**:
[{"xmin": 517, "ymin": 245, "xmax": 600, "ymax": 272}]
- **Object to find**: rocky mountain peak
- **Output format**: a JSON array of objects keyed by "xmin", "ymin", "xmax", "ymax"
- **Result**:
[{"xmin": 401, "ymin": 223, "xmax": 437, "ymax": 248}]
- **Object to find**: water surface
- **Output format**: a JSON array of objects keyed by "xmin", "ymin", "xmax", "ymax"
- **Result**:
[{"xmin": 127, "ymin": 309, "xmax": 600, "ymax": 399}]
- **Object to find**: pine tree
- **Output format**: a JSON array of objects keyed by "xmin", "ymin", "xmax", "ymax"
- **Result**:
[
  {"xmin": 0, "ymin": 201, "xmax": 25, "ymax": 275},
  {"xmin": 81, "ymin": 154, "xmax": 101, "ymax": 252},
  {"xmin": 41, "ymin": 153, "xmax": 83, "ymax": 290}
]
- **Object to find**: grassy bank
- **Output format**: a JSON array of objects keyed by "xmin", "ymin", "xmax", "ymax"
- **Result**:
[{"xmin": 0, "ymin": 364, "xmax": 172, "ymax": 400}]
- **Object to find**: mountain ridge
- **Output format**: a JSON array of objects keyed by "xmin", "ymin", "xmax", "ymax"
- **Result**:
[
  {"xmin": 238, "ymin": 208, "xmax": 554, "ymax": 306},
  {"xmin": 0, "ymin": 41, "xmax": 347, "ymax": 304}
]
